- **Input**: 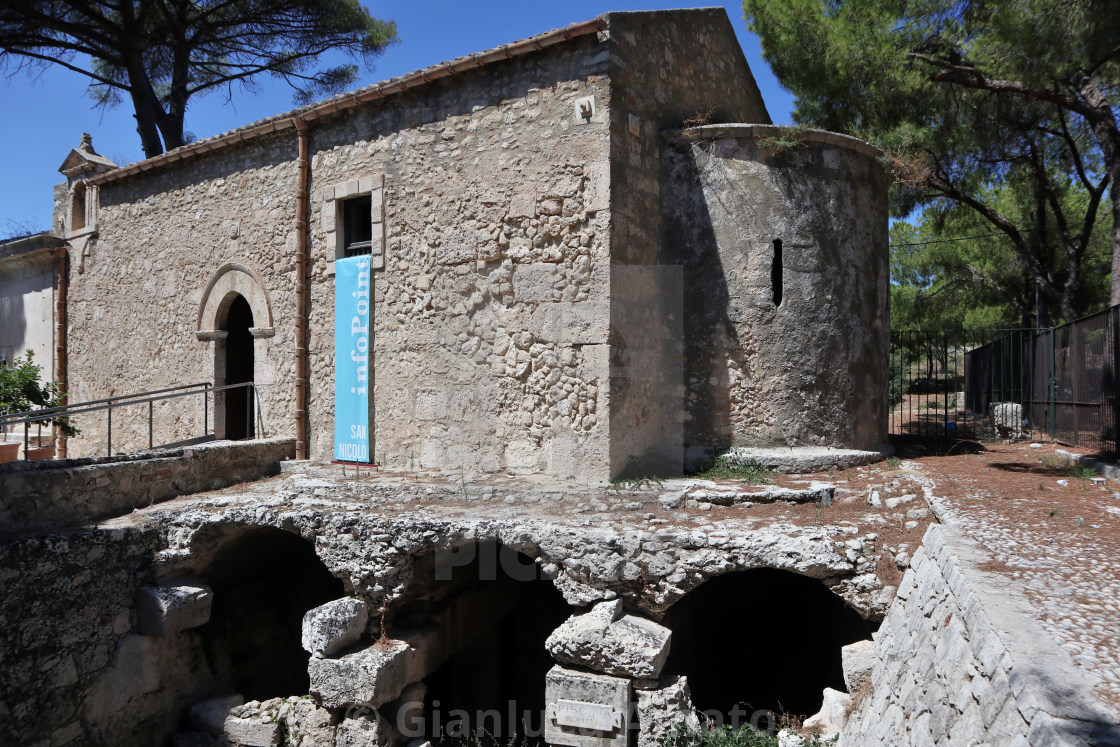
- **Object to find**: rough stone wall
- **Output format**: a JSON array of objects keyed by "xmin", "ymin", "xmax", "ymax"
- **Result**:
[
  {"xmin": 0, "ymin": 438, "xmax": 293, "ymax": 534},
  {"xmin": 0, "ymin": 526, "xmax": 171, "ymax": 746},
  {"xmin": 64, "ymin": 136, "xmax": 300, "ymax": 457},
  {"xmin": 0, "ymin": 452, "xmax": 884, "ymax": 746},
  {"xmin": 305, "ymin": 34, "xmax": 613, "ymax": 482},
  {"xmin": 662, "ymin": 126, "xmax": 889, "ymax": 455},
  {"xmin": 844, "ymin": 524, "xmax": 1120, "ymax": 745},
  {"xmin": 604, "ymin": 10, "xmax": 771, "ymax": 475}
]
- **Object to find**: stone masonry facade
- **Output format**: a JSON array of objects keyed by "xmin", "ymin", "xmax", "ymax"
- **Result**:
[{"xmin": 54, "ymin": 8, "xmax": 887, "ymax": 483}]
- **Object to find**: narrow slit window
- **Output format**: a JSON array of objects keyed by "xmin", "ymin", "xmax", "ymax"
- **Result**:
[
  {"xmin": 771, "ymin": 239, "xmax": 783, "ymax": 308},
  {"xmin": 343, "ymin": 195, "xmax": 373, "ymax": 257}
]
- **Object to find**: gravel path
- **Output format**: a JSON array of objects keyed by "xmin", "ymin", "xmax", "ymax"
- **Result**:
[{"xmin": 904, "ymin": 441, "xmax": 1120, "ymax": 719}]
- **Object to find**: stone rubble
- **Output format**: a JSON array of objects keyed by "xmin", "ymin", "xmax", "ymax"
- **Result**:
[
  {"xmin": 635, "ymin": 676, "xmax": 700, "ymax": 747},
  {"xmin": 308, "ymin": 640, "xmax": 414, "ymax": 710},
  {"xmin": 2, "ymin": 454, "xmax": 939, "ymax": 746},
  {"xmin": 302, "ymin": 598, "xmax": 369, "ymax": 658},
  {"xmin": 545, "ymin": 599, "xmax": 672, "ymax": 678},
  {"xmin": 137, "ymin": 580, "xmax": 213, "ymax": 637}
]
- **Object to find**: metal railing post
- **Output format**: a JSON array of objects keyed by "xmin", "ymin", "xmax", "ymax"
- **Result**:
[
  {"xmin": 204, "ymin": 384, "xmax": 209, "ymax": 437},
  {"xmin": 1049, "ymin": 327, "xmax": 1056, "ymax": 440},
  {"xmin": 107, "ymin": 401, "xmax": 112, "ymax": 457},
  {"xmin": 149, "ymin": 400, "xmax": 154, "ymax": 449}
]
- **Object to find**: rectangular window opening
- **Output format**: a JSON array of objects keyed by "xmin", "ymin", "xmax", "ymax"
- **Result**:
[
  {"xmin": 71, "ymin": 186, "xmax": 86, "ymax": 232},
  {"xmin": 343, "ymin": 195, "xmax": 373, "ymax": 257}
]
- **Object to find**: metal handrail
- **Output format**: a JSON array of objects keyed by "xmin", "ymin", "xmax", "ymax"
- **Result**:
[
  {"xmin": 1, "ymin": 381, "xmax": 261, "ymax": 458},
  {"xmin": 0, "ymin": 381, "xmax": 211, "ymax": 425}
]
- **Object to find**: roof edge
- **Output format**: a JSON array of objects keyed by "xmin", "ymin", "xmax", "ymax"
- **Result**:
[
  {"xmin": 0, "ymin": 232, "xmax": 67, "ymax": 266},
  {"xmin": 664, "ymin": 124, "xmax": 886, "ymax": 163},
  {"xmin": 90, "ymin": 16, "xmax": 608, "ymax": 187}
]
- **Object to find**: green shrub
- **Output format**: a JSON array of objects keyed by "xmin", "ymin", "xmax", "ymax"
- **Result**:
[
  {"xmin": 661, "ymin": 722, "xmax": 836, "ymax": 747},
  {"xmin": 0, "ymin": 351, "xmax": 79, "ymax": 437}
]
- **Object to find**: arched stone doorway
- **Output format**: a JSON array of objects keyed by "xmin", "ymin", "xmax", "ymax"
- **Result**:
[
  {"xmin": 223, "ymin": 295, "xmax": 255, "ymax": 440},
  {"xmin": 196, "ymin": 263, "xmax": 274, "ymax": 440}
]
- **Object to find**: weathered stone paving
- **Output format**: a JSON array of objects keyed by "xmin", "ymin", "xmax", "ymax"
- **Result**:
[
  {"xmin": 841, "ymin": 442, "xmax": 1120, "ymax": 746},
  {"xmin": 919, "ymin": 444, "xmax": 1120, "ymax": 717}
]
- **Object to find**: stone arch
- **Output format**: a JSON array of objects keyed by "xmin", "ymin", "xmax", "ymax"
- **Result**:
[
  {"xmin": 382, "ymin": 541, "xmax": 571, "ymax": 744},
  {"xmin": 660, "ymin": 568, "xmax": 874, "ymax": 720},
  {"xmin": 196, "ymin": 263, "xmax": 275, "ymax": 340},
  {"xmin": 193, "ymin": 525, "xmax": 344, "ymax": 700}
]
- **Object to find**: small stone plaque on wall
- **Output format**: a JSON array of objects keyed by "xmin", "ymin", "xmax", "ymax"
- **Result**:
[{"xmin": 544, "ymin": 665, "xmax": 630, "ymax": 747}]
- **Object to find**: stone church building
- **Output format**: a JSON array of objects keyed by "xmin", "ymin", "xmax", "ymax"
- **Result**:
[{"xmin": 52, "ymin": 7, "xmax": 888, "ymax": 483}]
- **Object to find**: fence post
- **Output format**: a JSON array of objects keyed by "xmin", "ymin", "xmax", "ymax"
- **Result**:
[
  {"xmin": 149, "ymin": 400, "xmax": 154, "ymax": 450},
  {"xmin": 107, "ymin": 402, "xmax": 112, "ymax": 457},
  {"xmin": 1049, "ymin": 327, "xmax": 1056, "ymax": 440},
  {"xmin": 942, "ymin": 330, "xmax": 949, "ymax": 434}
]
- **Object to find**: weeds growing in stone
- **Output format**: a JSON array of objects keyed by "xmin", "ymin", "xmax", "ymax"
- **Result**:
[
  {"xmin": 661, "ymin": 721, "xmax": 836, "ymax": 747},
  {"xmin": 1038, "ymin": 454, "xmax": 1097, "ymax": 480},
  {"xmin": 694, "ymin": 457, "xmax": 775, "ymax": 485}
]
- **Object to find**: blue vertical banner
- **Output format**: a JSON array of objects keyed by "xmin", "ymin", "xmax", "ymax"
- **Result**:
[{"xmin": 334, "ymin": 255, "xmax": 372, "ymax": 462}]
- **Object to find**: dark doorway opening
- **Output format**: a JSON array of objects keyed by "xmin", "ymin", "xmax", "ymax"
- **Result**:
[
  {"xmin": 196, "ymin": 526, "xmax": 345, "ymax": 701},
  {"xmin": 662, "ymin": 569, "xmax": 874, "ymax": 723},
  {"xmin": 224, "ymin": 295, "xmax": 254, "ymax": 440},
  {"xmin": 395, "ymin": 542, "xmax": 570, "ymax": 747}
]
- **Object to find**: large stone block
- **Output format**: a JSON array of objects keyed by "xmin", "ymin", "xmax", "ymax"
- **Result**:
[
  {"xmin": 531, "ymin": 301, "xmax": 609, "ymax": 344},
  {"xmin": 82, "ymin": 634, "xmax": 162, "ymax": 728},
  {"xmin": 513, "ymin": 263, "xmax": 564, "ymax": 303},
  {"xmin": 584, "ymin": 161, "xmax": 610, "ymax": 213},
  {"xmin": 991, "ymin": 402, "xmax": 1023, "ymax": 439},
  {"xmin": 277, "ymin": 696, "xmax": 335, "ymax": 747},
  {"xmin": 302, "ymin": 598, "xmax": 368, "ymax": 658},
  {"xmin": 546, "ymin": 599, "xmax": 671, "ymax": 678},
  {"xmin": 635, "ymin": 676, "xmax": 698, "ymax": 747},
  {"xmin": 842, "ymin": 639, "xmax": 877, "ymax": 693},
  {"xmin": 137, "ymin": 580, "xmax": 213, "ymax": 636},
  {"xmin": 802, "ymin": 687, "xmax": 851, "ymax": 740},
  {"xmin": 335, "ymin": 714, "xmax": 396, "ymax": 747},
  {"xmin": 224, "ymin": 701, "xmax": 281, "ymax": 747},
  {"xmin": 309, "ymin": 640, "xmax": 414, "ymax": 709},
  {"xmin": 544, "ymin": 665, "xmax": 630, "ymax": 747}
]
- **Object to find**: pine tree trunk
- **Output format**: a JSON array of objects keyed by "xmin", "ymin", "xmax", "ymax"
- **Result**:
[{"xmin": 1076, "ymin": 79, "xmax": 1120, "ymax": 307}]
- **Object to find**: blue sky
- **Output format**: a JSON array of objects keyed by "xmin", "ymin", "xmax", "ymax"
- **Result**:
[{"xmin": 0, "ymin": 1, "xmax": 794, "ymax": 234}]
